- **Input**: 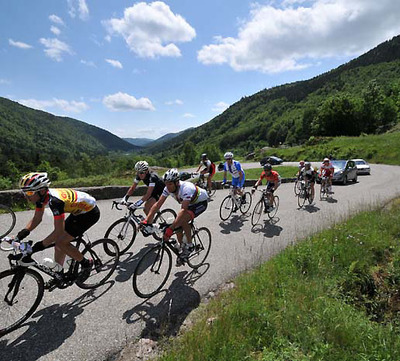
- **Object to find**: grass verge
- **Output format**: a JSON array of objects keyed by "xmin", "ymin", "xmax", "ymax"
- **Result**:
[{"xmin": 158, "ymin": 199, "xmax": 400, "ymax": 361}]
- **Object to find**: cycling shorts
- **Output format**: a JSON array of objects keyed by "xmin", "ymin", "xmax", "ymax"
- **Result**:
[
  {"xmin": 187, "ymin": 200, "xmax": 208, "ymax": 219},
  {"xmin": 232, "ymin": 177, "xmax": 245, "ymax": 188},
  {"xmin": 266, "ymin": 181, "xmax": 280, "ymax": 192},
  {"xmin": 65, "ymin": 206, "xmax": 100, "ymax": 238}
]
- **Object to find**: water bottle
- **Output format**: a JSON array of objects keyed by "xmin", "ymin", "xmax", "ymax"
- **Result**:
[
  {"xmin": 42, "ymin": 257, "xmax": 63, "ymax": 273},
  {"xmin": 64, "ymin": 255, "xmax": 73, "ymax": 271}
]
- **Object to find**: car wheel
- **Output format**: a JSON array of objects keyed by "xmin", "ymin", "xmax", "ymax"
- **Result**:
[
  {"xmin": 342, "ymin": 176, "xmax": 347, "ymax": 185},
  {"xmin": 353, "ymin": 175, "xmax": 358, "ymax": 183}
]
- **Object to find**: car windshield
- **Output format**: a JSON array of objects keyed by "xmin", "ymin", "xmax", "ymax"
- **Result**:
[
  {"xmin": 331, "ymin": 160, "xmax": 346, "ymax": 170},
  {"xmin": 355, "ymin": 160, "xmax": 366, "ymax": 165}
]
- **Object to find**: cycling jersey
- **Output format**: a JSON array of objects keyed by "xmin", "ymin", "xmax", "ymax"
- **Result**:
[
  {"xmin": 200, "ymin": 160, "xmax": 216, "ymax": 176},
  {"xmin": 134, "ymin": 172, "xmax": 165, "ymax": 198},
  {"xmin": 224, "ymin": 160, "xmax": 244, "ymax": 179},
  {"xmin": 162, "ymin": 181, "xmax": 208, "ymax": 204},
  {"xmin": 36, "ymin": 189, "xmax": 96, "ymax": 219},
  {"xmin": 320, "ymin": 163, "xmax": 334, "ymax": 178},
  {"xmin": 259, "ymin": 170, "xmax": 281, "ymax": 183},
  {"xmin": 301, "ymin": 167, "xmax": 316, "ymax": 181}
]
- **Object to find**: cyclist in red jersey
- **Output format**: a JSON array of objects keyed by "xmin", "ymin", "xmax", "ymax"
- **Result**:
[
  {"xmin": 195, "ymin": 153, "xmax": 216, "ymax": 193},
  {"xmin": 320, "ymin": 157, "xmax": 334, "ymax": 193},
  {"xmin": 252, "ymin": 163, "xmax": 281, "ymax": 212}
]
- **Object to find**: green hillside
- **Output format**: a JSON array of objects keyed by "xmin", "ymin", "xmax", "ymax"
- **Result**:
[
  {"xmin": 0, "ymin": 97, "xmax": 138, "ymax": 173},
  {"xmin": 146, "ymin": 35, "xmax": 400, "ymax": 161}
]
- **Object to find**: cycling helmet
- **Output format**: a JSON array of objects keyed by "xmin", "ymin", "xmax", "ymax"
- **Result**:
[
  {"xmin": 263, "ymin": 163, "xmax": 272, "ymax": 171},
  {"xmin": 19, "ymin": 172, "xmax": 51, "ymax": 191},
  {"xmin": 135, "ymin": 161, "xmax": 149, "ymax": 172},
  {"xmin": 163, "ymin": 168, "xmax": 180, "ymax": 182},
  {"xmin": 201, "ymin": 153, "xmax": 207, "ymax": 160},
  {"xmin": 323, "ymin": 157, "xmax": 330, "ymax": 163},
  {"xmin": 224, "ymin": 152, "xmax": 233, "ymax": 160},
  {"xmin": 299, "ymin": 160, "xmax": 305, "ymax": 166},
  {"xmin": 304, "ymin": 161, "xmax": 311, "ymax": 167}
]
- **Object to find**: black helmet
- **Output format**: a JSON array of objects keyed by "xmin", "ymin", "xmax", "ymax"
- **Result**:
[
  {"xmin": 263, "ymin": 163, "xmax": 272, "ymax": 171},
  {"xmin": 201, "ymin": 153, "xmax": 207, "ymax": 159}
]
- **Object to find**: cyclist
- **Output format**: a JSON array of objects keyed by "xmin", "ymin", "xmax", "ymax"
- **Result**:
[
  {"xmin": 222, "ymin": 152, "xmax": 245, "ymax": 209},
  {"xmin": 296, "ymin": 160, "xmax": 305, "ymax": 179},
  {"xmin": 12, "ymin": 172, "xmax": 98, "ymax": 281},
  {"xmin": 319, "ymin": 157, "xmax": 334, "ymax": 193},
  {"xmin": 300, "ymin": 162, "xmax": 316, "ymax": 203},
  {"xmin": 195, "ymin": 153, "xmax": 216, "ymax": 193},
  {"xmin": 120, "ymin": 161, "xmax": 165, "ymax": 215},
  {"xmin": 252, "ymin": 164, "xmax": 281, "ymax": 212},
  {"xmin": 142, "ymin": 168, "xmax": 208, "ymax": 266}
]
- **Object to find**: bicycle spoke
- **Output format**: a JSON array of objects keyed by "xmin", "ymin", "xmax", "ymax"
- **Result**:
[
  {"xmin": 187, "ymin": 227, "xmax": 212, "ymax": 268},
  {"xmin": 104, "ymin": 219, "xmax": 136, "ymax": 255}
]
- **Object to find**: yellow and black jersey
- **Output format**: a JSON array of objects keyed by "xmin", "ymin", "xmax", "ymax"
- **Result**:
[{"xmin": 36, "ymin": 188, "xmax": 96, "ymax": 219}]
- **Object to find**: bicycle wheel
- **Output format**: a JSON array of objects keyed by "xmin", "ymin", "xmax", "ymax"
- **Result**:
[
  {"xmin": 240, "ymin": 192, "xmax": 252, "ymax": 214},
  {"xmin": 76, "ymin": 238, "xmax": 120, "ymax": 289},
  {"xmin": 294, "ymin": 180, "xmax": 301, "ymax": 196},
  {"xmin": 268, "ymin": 196, "xmax": 279, "ymax": 219},
  {"xmin": 0, "ymin": 268, "xmax": 44, "ymax": 336},
  {"xmin": 207, "ymin": 181, "xmax": 217, "ymax": 198},
  {"xmin": 320, "ymin": 183, "xmax": 326, "ymax": 200},
  {"xmin": 219, "ymin": 195, "xmax": 233, "ymax": 221},
  {"xmin": 132, "ymin": 244, "xmax": 172, "ymax": 298},
  {"xmin": 251, "ymin": 199, "xmax": 264, "ymax": 226},
  {"xmin": 307, "ymin": 189, "xmax": 314, "ymax": 204},
  {"xmin": 104, "ymin": 218, "xmax": 137, "ymax": 255},
  {"xmin": 0, "ymin": 204, "xmax": 16, "ymax": 239},
  {"xmin": 153, "ymin": 209, "xmax": 177, "ymax": 241},
  {"xmin": 297, "ymin": 188, "xmax": 306, "ymax": 208},
  {"xmin": 187, "ymin": 227, "xmax": 212, "ymax": 269}
]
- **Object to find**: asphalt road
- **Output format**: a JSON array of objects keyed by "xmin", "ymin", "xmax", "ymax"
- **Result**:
[{"xmin": 1, "ymin": 164, "xmax": 400, "ymax": 361}]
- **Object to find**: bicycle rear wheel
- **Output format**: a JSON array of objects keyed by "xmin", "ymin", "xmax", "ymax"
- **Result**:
[
  {"xmin": 187, "ymin": 227, "xmax": 212, "ymax": 269},
  {"xmin": 76, "ymin": 238, "xmax": 120, "ymax": 289},
  {"xmin": 251, "ymin": 199, "xmax": 264, "ymax": 226},
  {"xmin": 240, "ymin": 192, "xmax": 252, "ymax": 214},
  {"xmin": 207, "ymin": 181, "xmax": 217, "ymax": 197},
  {"xmin": 104, "ymin": 218, "xmax": 137, "ymax": 255},
  {"xmin": 153, "ymin": 209, "xmax": 177, "ymax": 241},
  {"xmin": 0, "ymin": 268, "xmax": 44, "ymax": 336},
  {"xmin": 132, "ymin": 244, "xmax": 172, "ymax": 298},
  {"xmin": 219, "ymin": 195, "xmax": 233, "ymax": 221},
  {"xmin": 0, "ymin": 204, "xmax": 16, "ymax": 239},
  {"xmin": 268, "ymin": 196, "xmax": 279, "ymax": 219}
]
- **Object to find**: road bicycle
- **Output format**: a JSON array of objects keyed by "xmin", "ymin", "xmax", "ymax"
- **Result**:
[
  {"xmin": 251, "ymin": 189, "xmax": 279, "ymax": 226},
  {"xmin": 190, "ymin": 172, "xmax": 217, "ymax": 198},
  {"xmin": 0, "ymin": 204, "xmax": 16, "ymax": 250},
  {"xmin": 132, "ymin": 220, "xmax": 212, "ymax": 298},
  {"xmin": 0, "ymin": 234, "xmax": 119, "ymax": 336},
  {"xmin": 104, "ymin": 201, "xmax": 177, "ymax": 255},
  {"xmin": 293, "ymin": 175, "xmax": 303, "ymax": 196},
  {"xmin": 319, "ymin": 176, "xmax": 332, "ymax": 200},
  {"xmin": 219, "ymin": 184, "xmax": 252, "ymax": 221},
  {"xmin": 297, "ymin": 180, "xmax": 314, "ymax": 208}
]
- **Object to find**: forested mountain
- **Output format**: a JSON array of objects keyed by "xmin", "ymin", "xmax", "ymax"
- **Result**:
[
  {"xmin": 124, "ymin": 137, "xmax": 154, "ymax": 147},
  {"xmin": 146, "ymin": 35, "xmax": 400, "ymax": 162},
  {"xmin": 0, "ymin": 97, "xmax": 137, "ymax": 174}
]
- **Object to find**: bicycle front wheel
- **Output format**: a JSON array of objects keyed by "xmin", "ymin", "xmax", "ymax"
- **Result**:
[
  {"xmin": 76, "ymin": 238, "xmax": 120, "ymax": 289},
  {"xmin": 132, "ymin": 244, "xmax": 172, "ymax": 298},
  {"xmin": 0, "ymin": 268, "xmax": 44, "ymax": 336},
  {"xmin": 219, "ymin": 195, "xmax": 233, "ymax": 221},
  {"xmin": 251, "ymin": 199, "xmax": 264, "ymax": 226},
  {"xmin": 294, "ymin": 180, "xmax": 302, "ymax": 196},
  {"xmin": 298, "ymin": 189, "xmax": 306, "ymax": 208},
  {"xmin": 104, "ymin": 218, "xmax": 137, "ymax": 255},
  {"xmin": 268, "ymin": 196, "xmax": 279, "ymax": 219},
  {"xmin": 0, "ymin": 204, "xmax": 16, "ymax": 239},
  {"xmin": 187, "ymin": 227, "xmax": 212, "ymax": 269},
  {"xmin": 153, "ymin": 209, "xmax": 177, "ymax": 241},
  {"xmin": 240, "ymin": 192, "xmax": 252, "ymax": 214}
]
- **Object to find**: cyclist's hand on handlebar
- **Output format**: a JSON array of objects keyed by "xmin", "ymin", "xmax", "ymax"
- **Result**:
[
  {"xmin": 164, "ymin": 227, "xmax": 173, "ymax": 240},
  {"xmin": 133, "ymin": 199, "xmax": 144, "ymax": 208}
]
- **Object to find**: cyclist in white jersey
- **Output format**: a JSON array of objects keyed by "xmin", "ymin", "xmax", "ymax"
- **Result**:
[{"xmin": 142, "ymin": 169, "xmax": 208, "ymax": 265}]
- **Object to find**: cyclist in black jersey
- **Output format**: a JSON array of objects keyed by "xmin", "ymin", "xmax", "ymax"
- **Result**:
[
  {"xmin": 121, "ymin": 161, "xmax": 165, "ymax": 215},
  {"xmin": 12, "ymin": 172, "xmax": 99, "ymax": 281}
]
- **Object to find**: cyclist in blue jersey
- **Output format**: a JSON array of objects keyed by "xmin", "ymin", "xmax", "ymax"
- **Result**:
[{"xmin": 222, "ymin": 152, "xmax": 246, "ymax": 207}]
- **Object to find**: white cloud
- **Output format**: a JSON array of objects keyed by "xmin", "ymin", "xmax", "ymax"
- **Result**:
[
  {"xmin": 183, "ymin": 113, "xmax": 195, "ymax": 118},
  {"xmin": 212, "ymin": 101, "xmax": 229, "ymax": 112},
  {"xmin": 0, "ymin": 79, "xmax": 11, "ymax": 85},
  {"xmin": 81, "ymin": 59, "xmax": 96, "ymax": 67},
  {"xmin": 104, "ymin": 1, "xmax": 196, "ymax": 58},
  {"xmin": 39, "ymin": 38, "xmax": 73, "ymax": 62},
  {"xmin": 18, "ymin": 98, "xmax": 89, "ymax": 113},
  {"xmin": 198, "ymin": 0, "xmax": 400, "ymax": 73},
  {"xmin": 165, "ymin": 99, "xmax": 183, "ymax": 105},
  {"xmin": 103, "ymin": 92, "xmax": 155, "ymax": 111},
  {"xmin": 68, "ymin": 0, "xmax": 89, "ymax": 20},
  {"xmin": 105, "ymin": 58, "xmax": 123, "ymax": 69},
  {"xmin": 49, "ymin": 14, "xmax": 64, "ymax": 26},
  {"xmin": 50, "ymin": 26, "xmax": 61, "ymax": 36},
  {"xmin": 9, "ymin": 39, "xmax": 33, "ymax": 49},
  {"xmin": 104, "ymin": 35, "xmax": 112, "ymax": 43}
]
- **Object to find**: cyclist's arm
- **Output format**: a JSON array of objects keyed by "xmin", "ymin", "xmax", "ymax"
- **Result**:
[
  {"xmin": 170, "ymin": 200, "xmax": 190, "ymax": 230},
  {"xmin": 24, "ymin": 207, "xmax": 44, "ymax": 232},
  {"xmin": 223, "ymin": 170, "xmax": 227, "ymax": 183},
  {"xmin": 41, "ymin": 216, "xmax": 67, "ymax": 247},
  {"xmin": 146, "ymin": 195, "xmax": 167, "ymax": 223},
  {"xmin": 141, "ymin": 185, "xmax": 154, "ymax": 202},
  {"xmin": 126, "ymin": 182, "xmax": 138, "ymax": 197}
]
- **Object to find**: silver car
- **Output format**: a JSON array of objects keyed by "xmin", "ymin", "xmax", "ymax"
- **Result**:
[
  {"xmin": 331, "ymin": 160, "xmax": 358, "ymax": 184},
  {"xmin": 352, "ymin": 158, "xmax": 371, "ymax": 175}
]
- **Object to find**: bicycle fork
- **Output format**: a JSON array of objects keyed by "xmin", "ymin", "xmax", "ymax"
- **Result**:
[{"xmin": 4, "ymin": 268, "xmax": 25, "ymax": 306}]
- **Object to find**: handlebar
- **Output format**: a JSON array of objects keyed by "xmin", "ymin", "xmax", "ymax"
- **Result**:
[{"xmin": 111, "ymin": 200, "xmax": 144, "ymax": 211}]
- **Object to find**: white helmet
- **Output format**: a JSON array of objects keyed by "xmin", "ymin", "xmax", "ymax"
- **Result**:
[
  {"xmin": 224, "ymin": 152, "xmax": 233, "ymax": 160},
  {"xmin": 135, "ymin": 161, "xmax": 149, "ymax": 172},
  {"xmin": 163, "ymin": 168, "xmax": 180, "ymax": 182},
  {"xmin": 19, "ymin": 172, "xmax": 51, "ymax": 191}
]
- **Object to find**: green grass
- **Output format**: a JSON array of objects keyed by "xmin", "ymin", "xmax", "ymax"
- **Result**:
[{"xmin": 158, "ymin": 200, "xmax": 400, "ymax": 361}]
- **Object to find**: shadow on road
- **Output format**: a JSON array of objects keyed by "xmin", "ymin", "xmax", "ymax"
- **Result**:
[
  {"xmin": 0, "ymin": 282, "xmax": 114, "ymax": 361},
  {"xmin": 123, "ymin": 266, "xmax": 209, "ymax": 340},
  {"xmin": 219, "ymin": 214, "xmax": 249, "ymax": 234},
  {"xmin": 251, "ymin": 218, "xmax": 283, "ymax": 238}
]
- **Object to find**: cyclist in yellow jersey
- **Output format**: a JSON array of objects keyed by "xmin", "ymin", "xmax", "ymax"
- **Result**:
[{"xmin": 12, "ymin": 172, "xmax": 99, "ymax": 281}]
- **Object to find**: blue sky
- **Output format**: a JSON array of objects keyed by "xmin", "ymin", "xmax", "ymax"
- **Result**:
[{"xmin": 1, "ymin": 0, "xmax": 400, "ymax": 139}]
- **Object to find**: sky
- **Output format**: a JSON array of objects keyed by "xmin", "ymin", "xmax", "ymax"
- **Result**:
[{"xmin": 1, "ymin": 0, "xmax": 400, "ymax": 140}]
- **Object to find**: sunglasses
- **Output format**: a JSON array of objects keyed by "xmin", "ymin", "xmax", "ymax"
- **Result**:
[
  {"xmin": 138, "ymin": 171, "xmax": 146, "ymax": 175},
  {"xmin": 23, "ymin": 190, "xmax": 36, "ymax": 197}
]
